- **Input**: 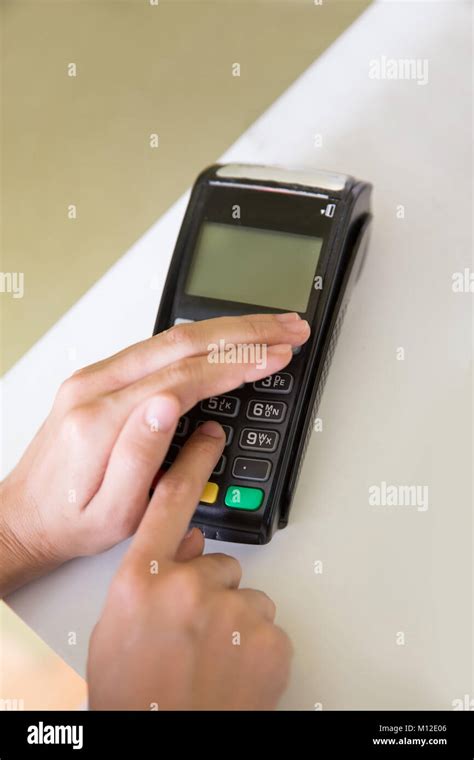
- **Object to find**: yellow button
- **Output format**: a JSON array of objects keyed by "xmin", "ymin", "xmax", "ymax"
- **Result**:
[{"xmin": 200, "ymin": 481, "xmax": 219, "ymax": 504}]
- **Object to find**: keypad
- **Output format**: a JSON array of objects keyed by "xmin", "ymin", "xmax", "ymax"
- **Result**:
[{"xmin": 163, "ymin": 367, "xmax": 296, "ymax": 513}]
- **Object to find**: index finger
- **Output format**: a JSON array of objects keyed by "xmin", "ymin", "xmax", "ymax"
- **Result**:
[{"xmin": 124, "ymin": 420, "xmax": 226, "ymax": 566}]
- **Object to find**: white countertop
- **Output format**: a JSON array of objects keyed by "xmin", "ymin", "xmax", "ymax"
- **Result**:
[{"xmin": 3, "ymin": 0, "xmax": 472, "ymax": 709}]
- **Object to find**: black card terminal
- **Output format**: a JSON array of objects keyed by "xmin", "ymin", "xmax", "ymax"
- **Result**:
[{"xmin": 153, "ymin": 163, "xmax": 372, "ymax": 544}]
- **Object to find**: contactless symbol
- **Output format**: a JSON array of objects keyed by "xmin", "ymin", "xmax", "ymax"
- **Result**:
[{"xmin": 320, "ymin": 203, "xmax": 336, "ymax": 218}]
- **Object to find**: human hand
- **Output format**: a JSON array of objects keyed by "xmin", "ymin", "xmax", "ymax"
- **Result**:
[
  {"xmin": 87, "ymin": 415, "xmax": 292, "ymax": 710},
  {"xmin": 0, "ymin": 313, "xmax": 309, "ymax": 595}
]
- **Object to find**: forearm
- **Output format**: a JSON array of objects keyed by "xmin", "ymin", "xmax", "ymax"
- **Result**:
[{"xmin": 0, "ymin": 479, "xmax": 60, "ymax": 597}]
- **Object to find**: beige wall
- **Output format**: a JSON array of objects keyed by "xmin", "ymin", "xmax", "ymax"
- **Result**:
[{"xmin": 1, "ymin": 0, "xmax": 371, "ymax": 374}]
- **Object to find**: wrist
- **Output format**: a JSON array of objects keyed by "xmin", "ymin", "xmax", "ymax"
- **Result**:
[{"xmin": 0, "ymin": 478, "xmax": 62, "ymax": 596}]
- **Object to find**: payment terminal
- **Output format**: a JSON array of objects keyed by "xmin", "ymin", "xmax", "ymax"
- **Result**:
[{"xmin": 153, "ymin": 164, "xmax": 372, "ymax": 544}]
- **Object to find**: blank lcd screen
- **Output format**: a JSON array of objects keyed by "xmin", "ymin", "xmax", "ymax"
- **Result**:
[{"xmin": 185, "ymin": 222, "xmax": 323, "ymax": 312}]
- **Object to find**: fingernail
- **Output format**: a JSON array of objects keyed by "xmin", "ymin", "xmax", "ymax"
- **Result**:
[
  {"xmin": 184, "ymin": 527, "xmax": 195, "ymax": 539},
  {"xmin": 282, "ymin": 319, "xmax": 310, "ymax": 333},
  {"xmin": 275, "ymin": 312, "xmax": 301, "ymax": 322},
  {"xmin": 145, "ymin": 394, "xmax": 180, "ymax": 433},
  {"xmin": 198, "ymin": 420, "xmax": 225, "ymax": 438},
  {"xmin": 267, "ymin": 343, "xmax": 292, "ymax": 357}
]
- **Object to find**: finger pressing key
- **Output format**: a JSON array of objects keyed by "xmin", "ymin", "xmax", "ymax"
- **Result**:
[
  {"xmin": 87, "ymin": 394, "xmax": 182, "ymax": 545},
  {"xmin": 125, "ymin": 420, "xmax": 226, "ymax": 566}
]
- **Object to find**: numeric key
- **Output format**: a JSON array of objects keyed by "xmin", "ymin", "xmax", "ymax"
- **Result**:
[
  {"xmin": 253, "ymin": 372, "xmax": 293, "ymax": 393},
  {"xmin": 201, "ymin": 395, "xmax": 240, "ymax": 418},
  {"xmin": 247, "ymin": 399, "xmax": 287, "ymax": 423},
  {"xmin": 239, "ymin": 428, "xmax": 279, "ymax": 452}
]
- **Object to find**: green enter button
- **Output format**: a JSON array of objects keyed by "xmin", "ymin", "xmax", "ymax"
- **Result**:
[{"xmin": 225, "ymin": 485, "xmax": 264, "ymax": 511}]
